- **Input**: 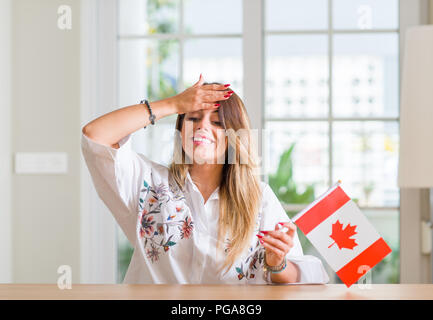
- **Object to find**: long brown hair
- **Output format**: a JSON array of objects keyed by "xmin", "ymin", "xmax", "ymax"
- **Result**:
[{"xmin": 169, "ymin": 83, "xmax": 262, "ymax": 274}]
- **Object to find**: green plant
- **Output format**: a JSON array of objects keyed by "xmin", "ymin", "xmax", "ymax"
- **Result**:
[
  {"xmin": 268, "ymin": 143, "xmax": 316, "ymax": 206},
  {"xmin": 267, "ymin": 143, "xmax": 317, "ymax": 253},
  {"xmin": 117, "ymin": 242, "xmax": 134, "ymax": 283}
]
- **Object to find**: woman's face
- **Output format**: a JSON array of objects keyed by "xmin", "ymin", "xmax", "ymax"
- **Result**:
[{"xmin": 181, "ymin": 109, "xmax": 227, "ymax": 165}]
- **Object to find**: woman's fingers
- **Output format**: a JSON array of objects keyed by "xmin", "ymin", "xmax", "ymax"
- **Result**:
[
  {"xmin": 278, "ymin": 221, "xmax": 297, "ymax": 238},
  {"xmin": 192, "ymin": 73, "xmax": 205, "ymax": 88},
  {"xmin": 258, "ymin": 221, "xmax": 296, "ymax": 255},
  {"xmin": 176, "ymin": 75, "xmax": 233, "ymax": 113},
  {"xmin": 201, "ymin": 91, "xmax": 233, "ymax": 103},
  {"xmin": 202, "ymin": 83, "xmax": 231, "ymax": 91},
  {"xmin": 201, "ymin": 102, "xmax": 221, "ymax": 109},
  {"xmin": 261, "ymin": 230, "xmax": 291, "ymax": 245},
  {"xmin": 261, "ymin": 228, "xmax": 293, "ymax": 244},
  {"xmin": 261, "ymin": 241, "xmax": 285, "ymax": 258},
  {"xmin": 260, "ymin": 233, "xmax": 292, "ymax": 252}
]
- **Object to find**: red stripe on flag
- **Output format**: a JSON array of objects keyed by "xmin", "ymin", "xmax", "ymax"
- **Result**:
[
  {"xmin": 295, "ymin": 186, "xmax": 350, "ymax": 235},
  {"xmin": 336, "ymin": 237, "xmax": 392, "ymax": 288}
]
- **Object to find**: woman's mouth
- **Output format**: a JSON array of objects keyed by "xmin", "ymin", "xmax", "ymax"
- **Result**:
[{"xmin": 192, "ymin": 136, "xmax": 214, "ymax": 146}]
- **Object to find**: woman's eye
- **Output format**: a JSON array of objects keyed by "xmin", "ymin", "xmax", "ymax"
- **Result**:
[{"xmin": 186, "ymin": 117, "xmax": 221, "ymax": 126}]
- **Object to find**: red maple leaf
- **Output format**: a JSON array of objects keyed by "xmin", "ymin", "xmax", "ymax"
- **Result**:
[{"xmin": 328, "ymin": 220, "xmax": 358, "ymax": 250}]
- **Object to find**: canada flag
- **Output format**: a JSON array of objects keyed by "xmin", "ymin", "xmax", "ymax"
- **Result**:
[{"xmin": 293, "ymin": 182, "xmax": 392, "ymax": 288}]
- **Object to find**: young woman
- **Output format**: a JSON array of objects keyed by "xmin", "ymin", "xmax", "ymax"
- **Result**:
[{"xmin": 81, "ymin": 74, "xmax": 329, "ymax": 284}]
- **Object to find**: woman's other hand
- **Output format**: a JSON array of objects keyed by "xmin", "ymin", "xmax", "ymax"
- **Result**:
[{"xmin": 172, "ymin": 74, "xmax": 233, "ymax": 114}]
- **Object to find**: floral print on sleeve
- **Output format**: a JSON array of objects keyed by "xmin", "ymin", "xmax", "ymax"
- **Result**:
[
  {"xmin": 233, "ymin": 211, "xmax": 265, "ymax": 282},
  {"xmin": 234, "ymin": 242, "xmax": 266, "ymax": 281}
]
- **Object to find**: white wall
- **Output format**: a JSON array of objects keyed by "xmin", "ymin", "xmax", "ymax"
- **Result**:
[
  {"xmin": 0, "ymin": 0, "xmax": 12, "ymax": 283},
  {"xmin": 12, "ymin": 0, "xmax": 81, "ymax": 283},
  {"xmin": 430, "ymin": 0, "xmax": 433, "ymax": 23},
  {"xmin": 399, "ymin": 0, "xmax": 432, "ymax": 283}
]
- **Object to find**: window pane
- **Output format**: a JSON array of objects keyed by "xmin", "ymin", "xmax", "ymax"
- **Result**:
[
  {"xmin": 119, "ymin": 39, "xmax": 179, "ymax": 105},
  {"xmin": 118, "ymin": 0, "xmax": 179, "ymax": 36},
  {"xmin": 333, "ymin": 121, "xmax": 399, "ymax": 207},
  {"xmin": 264, "ymin": 121, "xmax": 329, "ymax": 202},
  {"xmin": 266, "ymin": 35, "xmax": 328, "ymax": 118},
  {"xmin": 184, "ymin": 38, "xmax": 243, "ymax": 97},
  {"xmin": 333, "ymin": 0, "xmax": 398, "ymax": 30},
  {"xmin": 332, "ymin": 33, "xmax": 399, "ymax": 118},
  {"xmin": 266, "ymin": 0, "xmax": 328, "ymax": 31},
  {"xmin": 184, "ymin": 0, "xmax": 242, "ymax": 35}
]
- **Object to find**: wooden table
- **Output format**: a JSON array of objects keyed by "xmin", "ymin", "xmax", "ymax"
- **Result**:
[{"xmin": 1, "ymin": 284, "xmax": 433, "ymax": 300}]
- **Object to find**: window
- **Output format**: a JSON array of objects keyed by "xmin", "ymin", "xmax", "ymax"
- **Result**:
[{"xmin": 116, "ymin": 0, "xmax": 401, "ymax": 284}]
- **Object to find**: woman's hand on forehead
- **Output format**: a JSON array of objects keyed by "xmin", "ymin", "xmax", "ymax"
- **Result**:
[
  {"xmin": 173, "ymin": 75, "xmax": 234, "ymax": 114},
  {"xmin": 199, "ymin": 84, "xmax": 234, "ymax": 105}
]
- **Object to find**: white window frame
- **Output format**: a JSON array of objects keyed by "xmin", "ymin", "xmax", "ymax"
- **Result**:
[
  {"xmin": 80, "ymin": 0, "xmax": 118, "ymax": 283},
  {"xmin": 80, "ymin": 0, "xmax": 428, "ymax": 284}
]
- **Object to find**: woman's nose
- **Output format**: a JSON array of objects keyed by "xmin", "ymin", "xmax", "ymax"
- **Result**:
[{"xmin": 196, "ymin": 117, "xmax": 211, "ymax": 130}]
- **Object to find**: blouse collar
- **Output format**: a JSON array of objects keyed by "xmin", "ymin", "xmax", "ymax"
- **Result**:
[{"xmin": 186, "ymin": 171, "xmax": 220, "ymax": 202}]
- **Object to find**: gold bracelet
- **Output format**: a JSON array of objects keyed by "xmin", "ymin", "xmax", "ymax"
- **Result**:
[{"xmin": 263, "ymin": 252, "xmax": 287, "ymax": 273}]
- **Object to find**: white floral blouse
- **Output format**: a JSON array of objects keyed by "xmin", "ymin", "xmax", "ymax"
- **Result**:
[{"xmin": 81, "ymin": 132, "xmax": 330, "ymax": 285}]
